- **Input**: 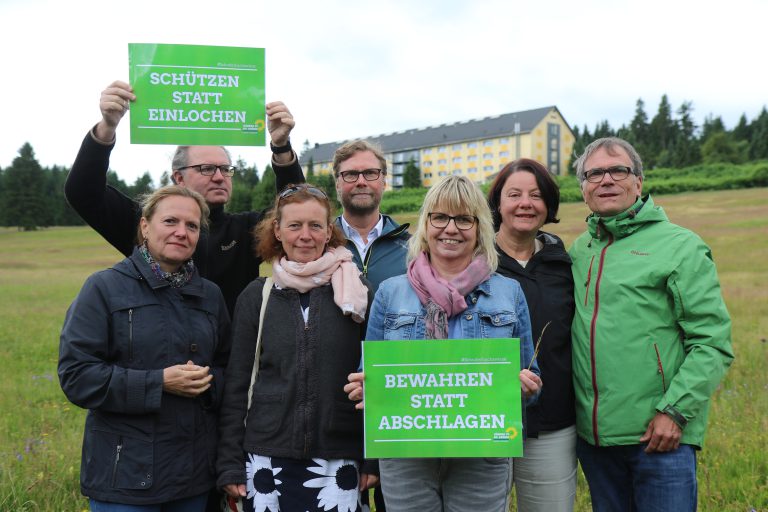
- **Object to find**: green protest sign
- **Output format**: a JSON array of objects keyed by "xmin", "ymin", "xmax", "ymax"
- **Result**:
[
  {"xmin": 128, "ymin": 43, "xmax": 265, "ymax": 146},
  {"xmin": 363, "ymin": 338, "xmax": 523, "ymax": 458}
]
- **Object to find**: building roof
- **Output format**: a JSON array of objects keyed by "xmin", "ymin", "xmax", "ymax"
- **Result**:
[{"xmin": 299, "ymin": 106, "xmax": 565, "ymax": 164}]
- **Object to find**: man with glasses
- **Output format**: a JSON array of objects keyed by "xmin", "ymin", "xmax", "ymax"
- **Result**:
[
  {"xmin": 65, "ymin": 80, "xmax": 304, "ymax": 314},
  {"xmin": 332, "ymin": 140, "xmax": 411, "ymax": 291},
  {"xmin": 569, "ymin": 137, "xmax": 733, "ymax": 511},
  {"xmin": 332, "ymin": 140, "xmax": 410, "ymax": 511}
]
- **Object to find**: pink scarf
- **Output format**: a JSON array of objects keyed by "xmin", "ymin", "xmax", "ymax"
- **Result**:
[
  {"xmin": 407, "ymin": 251, "xmax": 492, "ymax": 338},
  {"xmin": 271, "ymin": 246, "xmax": 368, "ymax": 323}
]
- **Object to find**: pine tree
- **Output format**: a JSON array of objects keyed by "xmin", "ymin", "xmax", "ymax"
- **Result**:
[
  {"xmin": 403, "ymin": 158, "xmax": 422, "ymax": 188},
  {"xmin": 128, "ymin": 172, "xmax": 154, "ymax": 200},
  {"xmin": 648, "ymin": 95, "xmax": 676, "ymax": 168},
  {"xmin": 732, "ymin": 113, "xmax": 751, "ymax": 143},
  {"xmin": 251, "ymin": 165, "xmax": 277, "ymax": 211},
  {"xmin": 748, "ymin": 107, "xmax": 768, "ymax": 160},
  {"xmin": 671, "ymin": 101, "xmax": 701, "ymax": 167},
  {"xmin": 700, "ymin": 115, "xmax": 726, "ymax": 142},
  {"xmin": 1, "ymin": 143, "xmax": 48, "ymax": 230}
]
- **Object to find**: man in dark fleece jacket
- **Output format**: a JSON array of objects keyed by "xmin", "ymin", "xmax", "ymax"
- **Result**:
[{"xmin": 65, "ymin": 80, "xmax": 304, "ymax": 314}]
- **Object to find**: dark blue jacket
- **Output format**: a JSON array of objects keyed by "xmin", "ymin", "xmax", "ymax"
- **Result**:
[
  {"xmin": 335, "ymin": 213, "xmax": 410, "ymax": 292},
  {"xmin": 58, "ymin": 248, "xmax": 231, "ymax": 504}
]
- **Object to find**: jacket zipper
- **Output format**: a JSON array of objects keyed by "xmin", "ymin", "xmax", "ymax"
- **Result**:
[
  {"xmin": 589, "ymin": 233, "xmax": 613, "ymax": 447},
  {"xmin": 111, "ymin": 437, "xmax": 123, "ymax": 487},
  {"xmin": 584, "ymin": 256, "xmax": 595, "ymax": 306},
  {"xmin": 128, "ymin": 309, "xmax": 134, "ymax": 362},
  {"xmin": 654, "ymin": 343, "xmax": 667, "ymax": 391},
  {"xmin": 356, "ymin": 222, "xmax": 409, "ymax": 277}
]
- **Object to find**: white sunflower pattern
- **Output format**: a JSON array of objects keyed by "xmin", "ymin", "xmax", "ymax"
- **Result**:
[
  {"xmin": 245, "ymin": 454, "xmax": 282, "ymax": 512},
  {"xmin": 303, "ymin": 458, "xmax": 361, "ymax": 512}
]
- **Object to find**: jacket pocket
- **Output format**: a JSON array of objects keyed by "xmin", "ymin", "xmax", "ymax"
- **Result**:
[
  {"xmin": 383, "ymin": 313, "xmax": 418, "ymax": 339},
  {"xmin": 85, "ymin": 427, "xmax": 154, "ymax": 491},
  {"xmin": 326, "ymin": 399, "xmax": 363, "ymax": 441},
  {"xmin": 653, "ymin": 343, "xmax": 667, "ymax": 392},
  {"xmin": 478, "ymin": 311, "xmax": 517, "ymax": 338},
  {"xmin": 110, "ymin": 299, "xmax": 163, "ymax": 367},
  {"xmin": 245, "ymin": 393, "xmax": 285, "ymax": 435}
]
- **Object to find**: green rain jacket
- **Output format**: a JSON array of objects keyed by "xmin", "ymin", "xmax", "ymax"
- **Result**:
[{"xmin": 569, "ymin": 195, "xmax": 733, "ymax": 448}]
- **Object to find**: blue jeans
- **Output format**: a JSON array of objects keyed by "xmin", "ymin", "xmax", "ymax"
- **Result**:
[
  {"xmin": 576, "ymin": 437, "xmax": 697, "ymax": 512},
  {"xmin": 89, "ymin": 492, "xmax": 208, "ymax": 512}
]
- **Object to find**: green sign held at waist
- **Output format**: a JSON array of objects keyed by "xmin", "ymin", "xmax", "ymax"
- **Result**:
[
  {"xmin": 128, "ymin": 43, "xmax": 266, "ymax": 146},
  {"xmin": 363, "ymin": 338, "xmax": 523, "ymax": 458}
]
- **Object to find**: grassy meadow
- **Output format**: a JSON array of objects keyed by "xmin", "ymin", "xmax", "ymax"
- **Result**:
[{"xmin": 0, "ymin": 188, "xmax": 766, "ymax": 511}]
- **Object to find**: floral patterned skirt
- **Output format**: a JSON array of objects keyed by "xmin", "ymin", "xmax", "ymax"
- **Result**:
[{"xmin": 240, "ymin": 454, "xmax": 365, "ymax": 512}]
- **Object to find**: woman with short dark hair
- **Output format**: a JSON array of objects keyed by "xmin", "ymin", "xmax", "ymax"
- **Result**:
[{"xmin": 488, "ymin": 159, "xmax": 577, "ymax": 511}]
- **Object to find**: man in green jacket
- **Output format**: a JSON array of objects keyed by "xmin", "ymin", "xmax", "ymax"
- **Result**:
[{"xmin": 569, "ymin": 137, "xmax": 733, "ymax": 511}]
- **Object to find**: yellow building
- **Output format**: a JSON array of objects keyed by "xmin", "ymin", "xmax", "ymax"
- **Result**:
[{"xmin": 299, "ymin": 106, "xmax": 574, "ymax": 189}]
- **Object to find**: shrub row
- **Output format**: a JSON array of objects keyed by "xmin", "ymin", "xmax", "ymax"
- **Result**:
[{"xmin": 381, "ymin": 162, "xmax": 768, "ymax": 212}]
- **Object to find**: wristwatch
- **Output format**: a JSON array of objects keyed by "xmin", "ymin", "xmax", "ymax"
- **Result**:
[{"xmin": 270, "ymin": 140, "xmax": 292, "ymax": 154}]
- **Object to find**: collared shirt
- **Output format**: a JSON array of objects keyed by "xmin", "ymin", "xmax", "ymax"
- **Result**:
[{"xmin": 340, "ymin": 214, "xmax": 384, "ymax": 260}]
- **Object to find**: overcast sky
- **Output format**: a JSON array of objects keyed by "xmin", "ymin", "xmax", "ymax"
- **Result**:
[{"xmin": 2, "ymin": 0, "xmax": 766, "ymax": 183}]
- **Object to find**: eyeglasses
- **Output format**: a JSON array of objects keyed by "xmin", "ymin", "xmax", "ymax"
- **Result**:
[
  {"xmin": 177, "ymin": 164, "xmax": 238, "ymax": 177},
  {"xmin": 583, "ymin": 166, "xmax": 634, "ymax": 183},
  {"xmin": 428, "ymin": 212, "xmax": 477, "ymax": 231},
  {"xmin": 279, "ymin": 184, "xmax": 328, "ymax": 200},
  {"xmin": 338, "ymin": 169, "xmax": 383, "ymax": 183}
]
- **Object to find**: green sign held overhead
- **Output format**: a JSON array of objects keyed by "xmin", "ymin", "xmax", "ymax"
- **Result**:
[
  {"xmin": 363, "ymin": 338, "xmax": 523, "ymax": 458},
  {"xmin": 128, "ymin": 43, "xmax": 266, "ymax": 146}
]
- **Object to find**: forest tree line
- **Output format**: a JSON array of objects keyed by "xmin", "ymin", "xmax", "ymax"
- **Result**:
[{"xmin": 1, "ymin": 94, "xmax": 766, "ymax": 230}]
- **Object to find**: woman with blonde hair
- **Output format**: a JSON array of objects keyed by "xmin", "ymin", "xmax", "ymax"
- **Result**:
[
  {"xmin": 346, "ymin": 175, "xmax": 541, "ymax": 511},
  {"xmin": 59, "ymin": 185, "xmax": 230, "ymax": 511}
]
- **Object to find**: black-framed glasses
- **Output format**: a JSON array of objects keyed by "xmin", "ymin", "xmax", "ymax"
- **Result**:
[
  {"xmin": 428, "ymin": 212, "xmax": 477, "ymax": 231},
  {"xmin": 279, "ymin": 184, "xmax": 328, "ymax": 200},
  {"xmin": 583, "ymin": 165, "xmax": 634, "ymax": 183},
  {"xmin": 177, "ymin": 164, "xmax": 238, "ymax": 177},
  {"xmin": 338, "ymin": 169, "xmax": 383, "ymax": 183}
]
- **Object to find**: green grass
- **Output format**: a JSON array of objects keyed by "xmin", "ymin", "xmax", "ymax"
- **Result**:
[{"xmin": 1, "ymin": 187, "xmax": 766, "ymax": 511}]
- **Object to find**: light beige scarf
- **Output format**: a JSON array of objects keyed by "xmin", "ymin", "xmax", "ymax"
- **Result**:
[{"xmin": 271, "ymin": 246, "xmax": 368, "ymax": 323}]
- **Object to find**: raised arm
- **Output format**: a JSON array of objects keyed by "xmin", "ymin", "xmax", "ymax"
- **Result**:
[
  {"xmin": 64, "ymin": 81, "xmax": 140, "ymax": 256},
  {"xmin": 267, "ymin": 101, "xmax": 305, "ymax": 191}
]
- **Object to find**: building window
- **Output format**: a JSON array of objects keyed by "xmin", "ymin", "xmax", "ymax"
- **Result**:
[
  {"xmin": 438, "ymin": 146, "xmax": 447, "ymax": 152},
  {"xmin": 483, "ymin": 140, "xmax": 493, "ymax": 146},
  {"xmin": 452, "ymin": 144, "xmax": 462, "ymax": 150},
  {"xmin": 439, "ymin": 171, "xmax": 447, "ymax": 176},
  {"xmin": 423, "ymin": 161, "xmax": 432, "ymax": 167},
  {"xmin": 500, "ymin": 137, "xmax": 509, "ymax": 143},
  {"xmin": 452, "ymin": 157, "xmax": 462, "ymax": 163},
  {"xmin": 423, "ymin": 148, "xmax": 432, "ymax": 154},
  {"xmin": 467, "ymin": 155, "xmax": 477, "ymax": 161},
  {"xmin": 438, "ymin": 158, "xmax": 447, "ymax": 164},
  {"xmin": 483, "ymin": 153, "xmax": 493, "ymax": 159},
  {"xmin": 499, "ymin": 151, "xmax": 510, "ymax": 157},
  {"xmin": 468, "ymin": 167, "xmax": 478, "ymax": 173},
  {"xmin": 452, "ymin": 169, "xmax": 462, "ymax": 175},
  {"xmin": 424, "ymin": 172, "xmax": 433, "ymax": 178},
  {"xmin": 483, "ymin": 165, "xmax": 494, "ymax": 171},
  {"xmin": 467, "ymin": 142, "xmax": 477, "ymax": 148}
]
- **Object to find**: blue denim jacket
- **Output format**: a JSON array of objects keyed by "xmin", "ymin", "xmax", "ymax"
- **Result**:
[{"xmin": 366, "ymin": 273, "xmax": 540, "ymax": 405}]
